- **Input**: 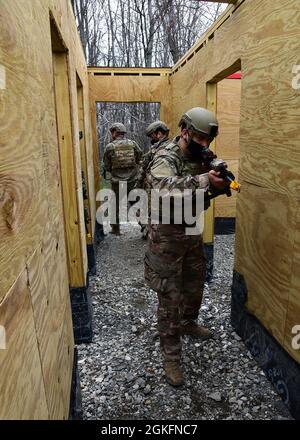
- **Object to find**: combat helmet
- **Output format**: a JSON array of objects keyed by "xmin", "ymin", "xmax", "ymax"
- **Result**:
[
  {"xmin": 145, "ymin": 120, "xmax": 169, "ymax": 137},
  {"xmin": 109, "ymin": 122, "xmax": 127, "ymax": 134},
  {"xmin": 178, "ymin": 107, "xmax": 219, "ymax": 139}
]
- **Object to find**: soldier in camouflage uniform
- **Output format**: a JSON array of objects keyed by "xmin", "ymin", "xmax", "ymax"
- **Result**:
[
  {"xmin": 144, "ymin": 120, "xmax": 170, "ymax": 169},
  {"xmin": 103, "ymin": 123, "xmax": 142, "ymax": 235},
  {"xmin": 144, "ymin": 108, "xmax": 229, "ymax": 386},
  {"xmin": 138, "ymin": 121, "xmax": 170, "ymax": 239}
]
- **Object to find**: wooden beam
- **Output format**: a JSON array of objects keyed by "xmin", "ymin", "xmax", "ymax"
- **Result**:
[
  {"xmin": 88, "ymin": 67, "xmax": 171, "ymax": 76},
  {"xmin": 77, "ymin": 75, "xmax": 93, "ymax": 245},
  {"xmin": 196, "ymin": 0, "xmax": 237, "ymax": 3},
  {"xmin": 53, "ymin": 52, "xmax": 86, "ymax": 287},
  {"xmin": 88, "ymin": 67, "xmax": 173, "ymax": 202},
  {"xmin": 203, "ymin": 82, "xmax": 217, "ymax": 245},
  {"xmin": 172, "ymin": 0, "xmax": 245, "ymax": 71}
]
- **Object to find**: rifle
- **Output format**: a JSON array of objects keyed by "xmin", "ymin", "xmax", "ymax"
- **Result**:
[{"xmin": 200, "ymin": 148, "xmax": 241, "ymax": 201}]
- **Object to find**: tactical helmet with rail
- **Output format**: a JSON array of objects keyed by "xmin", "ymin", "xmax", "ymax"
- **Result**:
[
  {"xmin": 178, "ymin": 107, "xmax": 219, "ymax": 139},
  {"xmin": 145, "ymin": 120, "xmax": 169, "ymax": 137},
  {"xmin": 109, "ymin": 122, "xmax": 127, "ymax": 134}
]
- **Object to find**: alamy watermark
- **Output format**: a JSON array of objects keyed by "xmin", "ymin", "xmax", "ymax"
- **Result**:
[
  {"xmin": 0, "ymin": 325, "xmax": 6, "ymax": 350},
  {"xmin": 292, "ymin": 65, "xmax": 300, "ymax": 90},
  {"xmin": 291, "ymin": 325, "xmax": 300, "ymax": 350},
  {"xmin": 96, "ymin": 181, "xmax": 205, "ymax": 235}
]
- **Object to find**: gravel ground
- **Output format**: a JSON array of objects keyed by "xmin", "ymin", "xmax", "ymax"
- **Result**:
[{"xmin": 77, "ymin": 223, "xmax": 292, "ymax": 420}]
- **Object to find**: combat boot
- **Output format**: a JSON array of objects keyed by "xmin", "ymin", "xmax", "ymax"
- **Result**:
[
  {"xmin": 110, "ymin": 225, "xmax": 121, "ymax": 235},
  {"xmin": 163, "ymin": 360, "xmax": 184, "ymax": 387},
  {"xmin": 141, "ymin": 225, "xmax": 149, "ymax": 240},
  {"xmin": 180, "ymin": 322, "xmax": 213, "ymax": 339}
]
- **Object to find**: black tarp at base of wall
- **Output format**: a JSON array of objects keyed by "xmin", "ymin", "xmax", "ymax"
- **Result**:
[
  {"xmin": 69, "ymin": 347, "xmax": 83, "ymax": 420},
  {"xmin": 70, "ymin": 274, "xmax": 93, "ymax": 344},
  {"xmin": 231, "ymin": 270, "xmax": 300, "ymax": 420}
]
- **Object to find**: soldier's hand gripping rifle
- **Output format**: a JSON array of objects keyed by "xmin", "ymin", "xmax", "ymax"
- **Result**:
[
  {"xmin": 201, "ymin": 148, "xmax": 241, "ymax": 201},
  {"xmin": 209, "ymin": 158, "xmax": 241, "ymax": 198}
]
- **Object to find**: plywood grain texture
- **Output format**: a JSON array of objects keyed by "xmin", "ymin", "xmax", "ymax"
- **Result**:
[
  {"xmin": 57, "ymin": 302, "xmax": 76, "ymax": 418},
  {"xmin": 0, "ymin": 0, "xmax": 95, "ymax": 419},
  {"xmin": 216, "ymin": 78, "xmax": 241, "ymax": 161},
  {"xmin": 0, "ymin": 270, "xmax": 49, "ymax": 419},
  {"xmin": 214, "ymin": 78, "xmax": 241, "ymax": 217},
  {"xmin": 27, "ymin": 240, "xmax": 73, "ymax": 419},
  {"xmin": 234, "ymin": 182, "xmax": 296, "ymax": 345}
]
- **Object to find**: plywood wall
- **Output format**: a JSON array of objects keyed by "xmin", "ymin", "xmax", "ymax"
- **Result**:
[
  {"xmin": 0, "ymin": 0, "xmax": 95, "ymax": 419},
  {"xmin": 215, "ymin": 77, "xmax": 241, "ymax": 218},
  {"xmin": 88, "ymin": 68, "xmax": 172, "ymax": 198},
  {"xmin": 171, "ymin": 0, "xmax": 300, "ymax": 363}
]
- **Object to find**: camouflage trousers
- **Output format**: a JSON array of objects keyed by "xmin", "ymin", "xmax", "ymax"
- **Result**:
[
  {"xmin": 111, "ymin": 180, "xmax": 136, "ymax": 227},
  {"xmin": 144, "ymin": 224, "xmax": 206, "ymax": 361}
]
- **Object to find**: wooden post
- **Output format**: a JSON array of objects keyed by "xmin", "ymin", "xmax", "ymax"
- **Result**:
[
  {"xmin": 52, "ymin": 52, "xmax": 86, "ymax": 287},
  {"xmin": 76, "ymin": 74, "xmax": 93, "ymax": 246},
  {"xmin": 204, "ymin": 82, "xmax": 217, "ymax": 245}
]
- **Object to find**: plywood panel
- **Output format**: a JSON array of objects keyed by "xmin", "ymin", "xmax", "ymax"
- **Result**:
[
  {"xmin": 0, "ymin": 0, "xmax": 49, "ymax": 300},
  {"xmin": 0, "ymin": 270, "xmax": 49, "ymax": 419},
  {"xmin": 57, "ymin": 303, "xmax": 75, "ymax": 419},
  {"xmin": 215, "ymin": 159, "xmax": 239, "ymax": 217},
  {"xmin": 27, "ymin": 237, "xmax": 73, "ymax": 419},
  {"xmin": 235, "ymin": 181, "xmax": 295, "ymax": 345},
  {"xmin": 89, "ymin": 69, "xmax": 171, "ymax": 104},
  {"xmin": 283, "ymin": 205, "xmax": 300, "ymax": 364},
  {"xmin": 215, "ymin": 78, "xmax": 241, "ymax": 218},
  {"xmin": 216, "ymin": 78, "xmax": 241, "ymax": 160},
  {"xmin": 172, "ymin": 0, "xmax": 300, "ymax": 195},
  {"xmin": 0, "ymin": 0, "xmax": 93, "ymax": 419}
]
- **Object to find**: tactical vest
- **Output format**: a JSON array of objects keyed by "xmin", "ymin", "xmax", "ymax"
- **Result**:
[
  {"xmin": 149, "ymin": 139, "xmax": 211, "ymax": 223},
  {"xmin": 111, "ymin": 139, "xmax": 137, "ymax": 171}
]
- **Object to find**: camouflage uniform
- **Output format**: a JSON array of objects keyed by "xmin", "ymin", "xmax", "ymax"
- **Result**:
[
  {"xmin": 103, "ymin": 138, "xmax": 143, "ymax": 228},
  {"xmin": 143, "ymin": 137, "xmax": 170, "ymax": 177},
  {"xmin": 137, "ymin": 136, "xmax": 169, "ymax": 238},
  {"xmin": 144, "ymin": 136, "xmax": 211, "ymax": 361}
]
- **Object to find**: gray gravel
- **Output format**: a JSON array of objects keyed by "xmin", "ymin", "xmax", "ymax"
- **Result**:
[{"xmin": 77, "ymin": 223, "xmax": 292, "ymax": 420}]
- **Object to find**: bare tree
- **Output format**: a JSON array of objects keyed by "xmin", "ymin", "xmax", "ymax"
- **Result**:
[
  {"xmin": 71, "ymin": 0, "xmax": 226, "ymax": 175},
  {"xmin": 71, "ymin": 0, "xmax": 226, "ymax": 67}
]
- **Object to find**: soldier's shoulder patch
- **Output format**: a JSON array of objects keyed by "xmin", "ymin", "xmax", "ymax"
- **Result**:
[
  {"xmin": 164, "ymin": 141, "xmax": 176, "ymax": 150},
  {"xmin": 155, "ymin": 148, "xmax": 167, "ymax": 157}
]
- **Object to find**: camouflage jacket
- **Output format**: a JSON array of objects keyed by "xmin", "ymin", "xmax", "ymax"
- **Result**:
[
  {"xmin": 103, "ymin": 138, "xmax": 143, "ymax": 182},
  {"xmin": 145, "ymin": 136, "xmax": 212, "ymax": 225},
  {"xmin": 135, "ymin": 137, "xmax": 170, "ymax": 190},
  {"xmin": 147, "ymin": 136, "xmax": 211, "ymax": 192},
  {"xmin": 143, "ymin": 137, "xmax": 170, "ymax": 173}
]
